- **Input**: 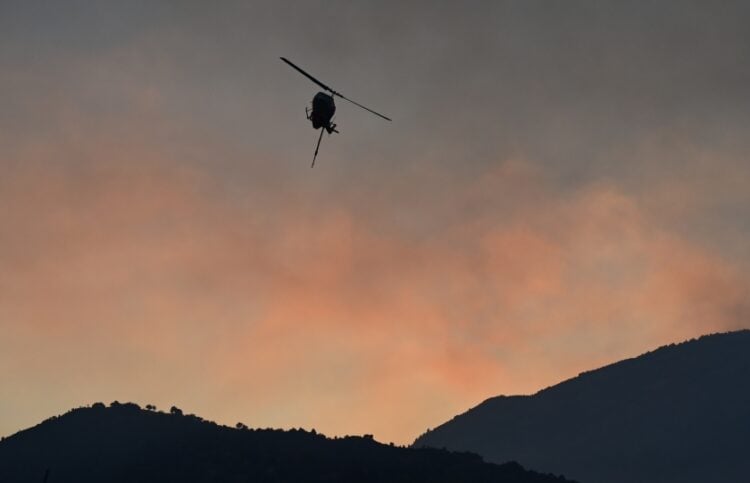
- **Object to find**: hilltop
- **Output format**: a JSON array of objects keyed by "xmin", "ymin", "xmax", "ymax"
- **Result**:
[
  {"xmin": 0, "ymin": 402, "xmax": 573, "ymax": 483},
  {"xmin": 414, "ymin": 330, "xmax": 750, "ymax": 483}
]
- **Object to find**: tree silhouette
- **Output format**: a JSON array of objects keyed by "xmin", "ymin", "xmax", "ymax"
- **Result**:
[{"xmin": 0, "ymin": 403, "xmax": 578, "ymax": 483}]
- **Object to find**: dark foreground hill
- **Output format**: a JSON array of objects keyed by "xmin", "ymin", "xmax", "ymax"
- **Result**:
[
  {"xmin": 0, "ymin": 403, "xmax": 574, "ymax": 483},
  {"xmin": 414, "ymin": 330, "xmax": 750, "ymax": 483}
]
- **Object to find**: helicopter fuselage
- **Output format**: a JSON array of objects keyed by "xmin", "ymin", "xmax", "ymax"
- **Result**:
[
  {"xmin": 280, "ymin": 57, "xmax": 389, "ymax": 166},
  {"xmin": 309, "ymin": 91, "xmax": 336, "ymax": 130}
]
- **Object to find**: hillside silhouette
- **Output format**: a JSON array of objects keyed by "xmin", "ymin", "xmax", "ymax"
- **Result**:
[
  {"xmin": 0, "ymin": 403, "xmax": 574, "ymax": 483},
  {"xmin": 414, "ymin": 330, "xmax": 750, "ymax": 483}
]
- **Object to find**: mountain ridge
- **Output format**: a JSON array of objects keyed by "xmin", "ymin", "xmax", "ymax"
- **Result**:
[
  {"xmin": 0, "ymin": 402, "xmax": 575, "ymax": 483},
  {"xmin": 414, "ymin": 329, "xmax": 750, "ymax": 483}
]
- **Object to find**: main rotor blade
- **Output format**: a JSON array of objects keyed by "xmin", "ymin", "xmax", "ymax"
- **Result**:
[
  {"xmin": 312, "ymin": 128, "xmax": 325, "ymax": 168},
  {"xmin": 336, "ymin": 93, "xmax": 392, "ymax": 121},
  {"xmin": 281, "ymin": 57, "xmax": 391, "ymax": 122},
  {"xmin": 280, "ymin": 57, "xmax": 335, "ymax": 94}
]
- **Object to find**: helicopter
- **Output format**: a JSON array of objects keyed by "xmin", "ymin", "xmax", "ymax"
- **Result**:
[{"xmin": 280, "ymin": 57, "xmax": 391, "ymax": 167}]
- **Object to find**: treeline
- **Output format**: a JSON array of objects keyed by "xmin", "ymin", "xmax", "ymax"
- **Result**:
[{"xmin": 0, "ymin": 402, "xmax": 575, "ymax": 483}]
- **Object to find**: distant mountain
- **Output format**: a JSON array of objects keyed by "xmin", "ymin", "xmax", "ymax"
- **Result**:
[
  {"xmin": 414, "ymin": 330, "xmax": 750, "ymax": 483},
  {"xmin": 0, "ymin": 403, "xmax": 574, "ymax": 483}
]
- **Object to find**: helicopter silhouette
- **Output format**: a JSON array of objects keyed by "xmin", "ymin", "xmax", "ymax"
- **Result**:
[{"xmin": 281, "ymin": 57, "xmax": 391, "ymax": 167}]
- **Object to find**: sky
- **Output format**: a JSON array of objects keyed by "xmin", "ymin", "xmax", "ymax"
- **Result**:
[{"xmin": 2, "ymin": 1, "xmax": 749, "ymax": 444}]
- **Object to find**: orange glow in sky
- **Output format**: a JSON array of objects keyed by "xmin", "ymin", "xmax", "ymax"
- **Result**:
[{"xmin": 2, "ymin": 2, "xmax": 749, "ymax": 445}]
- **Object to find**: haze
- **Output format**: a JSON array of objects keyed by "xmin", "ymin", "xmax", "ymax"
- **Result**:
[{"xmin": 2, "ymin": 1, "xmax": 749, "ymax": 444}]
